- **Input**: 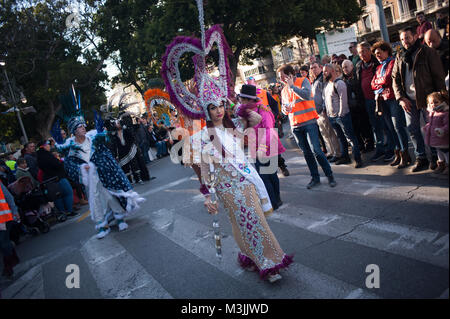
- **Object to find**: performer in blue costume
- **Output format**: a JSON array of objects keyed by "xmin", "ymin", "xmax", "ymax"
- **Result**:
[{"xmin": 55, "ymin": 91, "xmax": 144, "ymax": 239}]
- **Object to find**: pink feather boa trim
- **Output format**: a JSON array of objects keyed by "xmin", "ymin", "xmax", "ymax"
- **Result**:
[{"xmin": 238, "ymin": 253, "xmax": 294, "ymax": 280}]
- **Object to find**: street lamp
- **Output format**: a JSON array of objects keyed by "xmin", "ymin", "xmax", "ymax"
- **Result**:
[{"xmin": 0, "ymin": 60, "xmax": 29, "ymax": 144}]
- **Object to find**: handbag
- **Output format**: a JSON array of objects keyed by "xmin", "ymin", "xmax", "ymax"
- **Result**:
[
  {"xmin": 375, "ymin": 93, "xmax": 384, "ymax": 116},
  {"xmin": 41, "ymin": 177, "xmax": 62, "ymax": 202}
]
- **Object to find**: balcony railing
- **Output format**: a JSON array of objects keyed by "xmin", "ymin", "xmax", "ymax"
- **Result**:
[{"xmin": 399, "ymin": 0, "xmax": 448, "ymax": 22}]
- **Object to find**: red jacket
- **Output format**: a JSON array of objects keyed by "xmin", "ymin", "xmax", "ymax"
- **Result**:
[{"xmin": 371, "ymin": 59, "xmax": 396, "ymax": 100}]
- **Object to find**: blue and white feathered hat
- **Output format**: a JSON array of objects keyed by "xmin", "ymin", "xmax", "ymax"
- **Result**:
[{"xmin": 58, "ymin": 85, "xmax": 86, "ymax": 135}]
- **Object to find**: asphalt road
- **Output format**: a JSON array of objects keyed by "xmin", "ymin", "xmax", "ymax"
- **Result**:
[{"xmin": 1, "ymin": 129, "xmax": 448, "ymax": 300}]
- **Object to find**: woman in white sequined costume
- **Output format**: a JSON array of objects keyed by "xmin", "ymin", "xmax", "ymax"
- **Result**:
[{"xmin": 194, "ymin": 101, "xmax": 293, "ymax": 283}]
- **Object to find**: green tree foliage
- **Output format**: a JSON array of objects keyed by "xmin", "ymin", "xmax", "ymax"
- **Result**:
[
  {"xmin": 93, "ymin": 0, "xmax": 362, "ymax": 93},
  {"xmin": 0, "ymin": 0, "xmax": 108, "ymax": 142}
]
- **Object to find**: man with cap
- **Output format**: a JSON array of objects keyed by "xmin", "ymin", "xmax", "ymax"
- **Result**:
[
  {"xmin": 238, "ymin": 84, "xmax": 285, "ymax": 211},
  {"xmin": 247, "ymin": 77, "xmax": 290, "ymax": 177}
]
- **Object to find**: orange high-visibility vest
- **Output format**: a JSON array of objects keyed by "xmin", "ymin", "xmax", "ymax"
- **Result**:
[
  {"xmin": 0, "ymin": 185, "xmax": 14, "ymax": 224},
  {"xmin": 282, "ymin": 77, "xmax": 318, "ymax": 127}
]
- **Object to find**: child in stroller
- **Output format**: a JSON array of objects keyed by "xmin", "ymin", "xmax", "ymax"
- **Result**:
[{"xmin": 8, "ymin": 176, "xmax": 67, "ymax": 239}]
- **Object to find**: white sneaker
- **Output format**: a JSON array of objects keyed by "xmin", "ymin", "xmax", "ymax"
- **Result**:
[
  {"xmin": 268, "ymin": 273, "xmax": 282, "ymax": 283},
  {"xmin": 118, "ymin": 222, "xmax": 128, "ymax": 231},
  {"xmin": 96, "ymin": 227, "xmax": 111, "ymax": 239}
]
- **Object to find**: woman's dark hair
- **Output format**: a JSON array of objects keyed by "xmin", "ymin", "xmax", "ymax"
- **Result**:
[{"xmin": 371, "ymin": 40, "xmax": 393, "ymax": 56}]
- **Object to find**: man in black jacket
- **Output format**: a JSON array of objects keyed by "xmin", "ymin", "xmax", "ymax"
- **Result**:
[
  {"xmin": 342, "ymin": 59, "xmax": 375, "ymax": 153},
  {"xmin": 136, "ymin": 117, "xmax": 152, "ymax": 164}
]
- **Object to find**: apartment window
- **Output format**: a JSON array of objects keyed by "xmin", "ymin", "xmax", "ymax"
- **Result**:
[
  {"xmin": 363, "ymin": 15, "xmax": 373, "ymax": 32},
  {"xmin": 384, "ymin": 7, "xmax": 394, "ymax": 25},
  {"xmin": 282, "ymin": 47, "xmax": 294, "ymax": 62}
]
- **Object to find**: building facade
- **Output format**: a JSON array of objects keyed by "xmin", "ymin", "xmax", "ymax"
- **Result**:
[
  {"xmin": 355, "ymin": 0, "xmax": 449, "ymax": 43},
  {"xmin": 235, "ymin": 37, "xmax": 319, "ymax": 88}
]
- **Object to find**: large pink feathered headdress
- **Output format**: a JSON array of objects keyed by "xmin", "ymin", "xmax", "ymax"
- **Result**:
[{"xmin": 160, "ymin": 0, "xmax": 233, "ymax": 121}]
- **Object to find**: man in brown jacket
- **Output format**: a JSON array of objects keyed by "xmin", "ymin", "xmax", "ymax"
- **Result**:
[{"xmin": 392, "ymin": 26, "xmax": 446, "ymax": 172}]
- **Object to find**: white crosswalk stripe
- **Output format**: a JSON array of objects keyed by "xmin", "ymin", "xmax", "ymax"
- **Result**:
[
  {"xmin": 269, "ymin": 205, "xmax": 449, "ymax": 269},
  {"xmin": 132, "ymin": 208, "xmax": 380, "ymax": 299},
  {"xmin": 2, "ymin": 163, "xmax": 448, "ymax": 299},
  {"xmin": 80, "ymin": 234, "xmax": 173, "ymax": 299}
]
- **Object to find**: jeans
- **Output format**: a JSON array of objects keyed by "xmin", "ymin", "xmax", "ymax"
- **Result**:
[
  {"xmin": 403, "ymin": 99, "xmax": 437, "ymax": 159},
  {"xmin": 140, "ymin": 141, "xmax": 151, "ymax": 163},
  {"xmin": 365, "ymin": 99, "xmax": 394, "ymax": 154},
  {"xmin": 329, "ymin": 113, "xmax": 361, "ymax": 161},
  {"xmin": 156, "ymin": 141, "xmax": 167, "ymax": 157},
  {"xmin": 255, "ymin": 158, "xmax": 281, "ymax": 207},
  {"xmin": 292, "ymin": 123, "xmax": 333, "ymax": 181},
  {"xmin": 54, "ymin": 178, "xmax": 74, "ymax": 214},
  {"xmin": 0, "ymin": 221, "xmax": 13, "ymax": 257},
  {"xmin": 382, "ymin": 99, "xmax": 409, "ymax": 152}
]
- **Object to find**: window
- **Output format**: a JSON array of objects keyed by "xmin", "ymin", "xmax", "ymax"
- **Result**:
[
  {"xmin": 363, "ymin": 15, "xmax": 372, "ymax": 32},
  {"xmin": 384, "ymin": 7, "xmax": 394, "ymax": 25}
]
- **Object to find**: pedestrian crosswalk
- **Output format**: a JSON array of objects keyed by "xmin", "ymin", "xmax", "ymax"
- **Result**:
[{"xmin": 2, "ymin": 157, "xmax": 448, "ymax": 299}]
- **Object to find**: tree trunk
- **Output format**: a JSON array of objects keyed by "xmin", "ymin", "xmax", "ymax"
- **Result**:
[
  {"xmin": 36, "ymin": 100, "xmax": 58, "ymax": 140},
  {"xmin": 228, "ymin": 48, "xmax": 242, "ymax": 97}
]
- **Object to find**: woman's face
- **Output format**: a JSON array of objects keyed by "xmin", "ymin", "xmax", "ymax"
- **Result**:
[
  {"xmin": 43, "ymin": 144, "xmax": 51, "ymax": 152},
  {"xmin": 208, "ymin": 103, "xmax": 225, "ymax": 123},
  {"xmin": 300, "ymin": 70, "xmax": 308, "ymax": 78},
  {"xmin": 374, "ymin": 48, "xmax": 389, "ymax": 62}
]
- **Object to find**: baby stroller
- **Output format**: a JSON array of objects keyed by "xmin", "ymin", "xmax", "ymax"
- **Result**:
[{"xmin": 8, "ymin": 176, "xmax": 67, "ymax": 237}]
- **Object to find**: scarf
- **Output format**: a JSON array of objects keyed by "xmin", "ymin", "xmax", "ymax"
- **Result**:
[
  {"xmin": 374, "ymin": 56, "xmax": 394, "ymax": 95},
  {"xmin": 402, "ymin": 39, "xmax": 421, "ymax": 71}
]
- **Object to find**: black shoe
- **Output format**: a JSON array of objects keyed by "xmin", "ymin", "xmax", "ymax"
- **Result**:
[
  {"xmin": 273, "ymin": 200, "xmax": 283, "ymax": 210},
  {"xmin": 280, "ymin": 167, "xmax": 290, "ymax": 176},
  {"xmin": 355, "ymin": 160, "xmax": 363, "ymax": 168},
  {"xmin": 335, "ymin": 156, "xmax": 351, "ymax": 165},
  {"xmin": 66, "ymin": 211, "xmax": 79, "ymax": 218},
  {"xmin": 149, "ymin": 176, "xmax": 156, "ymax": 181},
  {"xmin": 429, "ymin": 156, "xmax": 439, "ymax": 170},
  {"xmin": 411, "ymin": 158, "xmax": 430, "ymax": 173},
  {"xmin": 327, "ymin": 175, "xmax": 337, "ymax": 187},
  {"xmin": 306, "ymin": 179, "xmax": 320, "ymax": 189}
]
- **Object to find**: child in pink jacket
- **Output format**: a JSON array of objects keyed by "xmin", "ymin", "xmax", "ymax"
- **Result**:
[{"xmin": 424, "ymin": 90, "xmax": 449, "ymax": 175}]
